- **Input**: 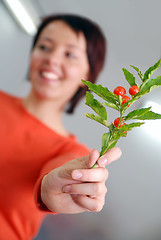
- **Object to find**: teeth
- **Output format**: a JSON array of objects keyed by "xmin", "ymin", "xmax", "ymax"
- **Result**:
[{"xmin": 42, "ymin": 71, "xmax": 58, "ymax": 80}]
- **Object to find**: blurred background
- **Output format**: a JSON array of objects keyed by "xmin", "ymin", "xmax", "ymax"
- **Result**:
[{"xmin": 1, "ymin": 0, "xmax": 161, "ymax": 239}]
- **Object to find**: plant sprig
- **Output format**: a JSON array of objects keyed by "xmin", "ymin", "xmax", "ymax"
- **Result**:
[{"xmin": 82, "ymin": 59, "xmax": 161, "ymax": 168}]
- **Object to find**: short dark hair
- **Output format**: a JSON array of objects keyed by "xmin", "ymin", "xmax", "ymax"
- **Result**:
[{"xmin": 31, "ymin": 14, "xmax": 107, "ymax": 113}]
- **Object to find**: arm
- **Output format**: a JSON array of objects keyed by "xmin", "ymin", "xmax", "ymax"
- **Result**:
[{"xmin": 40, "ymin": 147, "xmax": 122, "ymax": 214}]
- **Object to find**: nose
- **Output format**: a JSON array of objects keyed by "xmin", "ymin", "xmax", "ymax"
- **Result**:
[{"xmin": 46, "ymin": 48, "xmax": 62, "ymax": 66}]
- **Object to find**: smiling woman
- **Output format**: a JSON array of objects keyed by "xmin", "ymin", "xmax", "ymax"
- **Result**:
[
  {"xmin": 28, "ymin": 20, "xmax": 89, "ymax": 105},
  {"xmin": 31, "ymin": 14, "xmax": 107, "ymax": 113},
  {"xmin": 0, "ymin": 13, "xmax": 122, "ymax": 240}
]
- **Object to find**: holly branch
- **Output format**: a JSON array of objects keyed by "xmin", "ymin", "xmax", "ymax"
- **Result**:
[{"xmin": 82, "ymin": 59, "xmax": 161, "ymax": 168}]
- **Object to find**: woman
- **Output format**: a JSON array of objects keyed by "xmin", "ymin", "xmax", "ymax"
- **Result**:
[{"xmin": 0, "ymin": 14, "xmax": 121, "ymax": 239}]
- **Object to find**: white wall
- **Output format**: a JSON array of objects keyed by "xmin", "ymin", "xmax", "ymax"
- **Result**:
[{"xmin": 0, "ymin": 1, "xmax": 31, "ymax": 96}]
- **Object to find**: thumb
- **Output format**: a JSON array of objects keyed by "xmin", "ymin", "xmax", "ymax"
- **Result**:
[
  {"xmin": 87, "ymin": 149, "xmax": 100, "ymax": 168},
  {"xmin": 97, "ymin": 147, "xmax": 122, "ymax": 167},
  {"xmin": 71, "ymin": 149, "xmax": 100, "ymax": 170},
  {"xmin": 70, "ymin": 149, "xmax": 100, "ymax": 180},
  {"xmin": 75, "ymin": 147, "xmax": 122, "ymax": 169}
]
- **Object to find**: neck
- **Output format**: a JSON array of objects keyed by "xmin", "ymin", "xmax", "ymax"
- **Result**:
[{"xmin": 22, "ymin": 92, "xmax": 69, "ymax": 137}]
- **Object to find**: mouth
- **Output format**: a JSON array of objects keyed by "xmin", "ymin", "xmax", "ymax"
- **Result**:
[{"xmin": 41, "ymin": 71, "xmax": 60, "ymax": 82}]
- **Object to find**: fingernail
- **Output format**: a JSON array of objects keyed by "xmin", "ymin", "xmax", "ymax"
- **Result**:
[
  {"xmin": 63, "ymin": 185, "xmax": 71, "ymax": 193},
  {"xmin": 98, "ymin": 156, "xmax": 107, "ymax": 166},
  {"xmin": 72, "ymin": 170, "xmax": 82, "ymax": 179}
]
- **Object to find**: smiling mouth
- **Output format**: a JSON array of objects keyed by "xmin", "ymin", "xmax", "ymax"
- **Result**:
[{"xmin": 41, "ymin": 71, "xmax": 60, "ymax": 81}]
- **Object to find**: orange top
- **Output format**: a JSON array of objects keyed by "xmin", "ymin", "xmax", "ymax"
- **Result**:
[{"xmin": 0, "ymin": 91, "xmax": 90, "ymax": 240}]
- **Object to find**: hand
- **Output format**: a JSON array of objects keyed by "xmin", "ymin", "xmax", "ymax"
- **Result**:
[{"xmin": 41, "ymin": 147, "xmax": 122, "ymax": 214}]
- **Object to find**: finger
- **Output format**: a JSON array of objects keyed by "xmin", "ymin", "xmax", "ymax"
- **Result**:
[
  {"xmin": 63, "ymin": 182, "xmax": 107, "ymax": 196},
  {"xmin": 71, "ymin": 167, "xmax": 108, "ymax": 182},
  {"xmin": 69, "ymin": 149, "xmax": 99, "ymax": 170},
  {"xmin": 74, "ymin": 195, "xmax": 105, "ymax": 212},
  {"xmin": 88, "ymin": 149, "xmax": 100, "ymax": 168},
  {"xmin": 97, "ymin": 147, "xmax": 122, "ymax": 167}
]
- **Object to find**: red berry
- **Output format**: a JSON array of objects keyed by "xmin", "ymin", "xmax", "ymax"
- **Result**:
[
  {"xmin": 114, "ymin": 86, "xmax": 126, "ymax": 96},
  {"xmin": 122, "ymin": 95, "xmax": 131, "ymax": 105},
  {"xmin": 114, "ymin": 117, "xmax": 124, "ymax": 127},
  {"xmin": 129, "ymin": 85, "xmax": 140, "ymax": 95}
]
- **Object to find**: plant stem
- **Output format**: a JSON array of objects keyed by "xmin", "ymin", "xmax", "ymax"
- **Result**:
[{"xmin": 91, "ymin": 132, "xmax": 113, "ymax": 168}]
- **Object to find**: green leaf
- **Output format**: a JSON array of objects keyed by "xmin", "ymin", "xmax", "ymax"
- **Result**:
[
  {"xmin": 124, "ymin": 107, "xmax": 151, "ymax": 121},
  {"xmin": 101, "ymin": 132, "xmax": 110, "ymax": 153},
  {"xmin": 130, "ymin": 65, "xmax": 143, "ymax": 80},
  {"xmin": 112, "ymin": 130, "xmax": 127, "ymax": 140},
  {"xmin": 85, "ymin": 91, "xmax": 107, "ymax": 120},
  {"xmin": 143, "ymin": 59, "xmax": 161, "ymax": 81},
  {"xmin": 82, "ymin": 80, "xmax": 118, "ymax": 104},
  {"xmin": 136, "ymin": 111, "xmax": 161, "ymax": 120},
  {"xmin": 85, "ymin": 113, "xmax": 109, "ymax": 127},
  {"xmin": 100, "ymin": 139, "xmax": 118, "ymax": 156},
  {"xmin": 103, "ymin": 102, "xmax": 119, "ymax": 111},
  {"xmin": 122, "ymin": 68, "xmax": 136, "ymax": 86},
  {"xmin": 119, "ymin": 122, "xmax": 145, "ymax": 131},
  {"xmin": 118, "ymin": 95, "xmax": 123, "ymax": 105},
  {"xmin": 140, "ymin": 76, "xmax": 161, "ymax": 92}
]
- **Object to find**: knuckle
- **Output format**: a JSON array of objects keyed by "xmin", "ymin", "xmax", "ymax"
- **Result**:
[
  {"xmin": 103, "ymin": 168, "xmax": 109, "ymax": 180},
  {"xmin": 100, "ymin": 168, "xmax": 109, "ymax": 181},
  {"xmin": 84, "ymin": 157, "xmax": 90, "ymax": 168},
  {"xmin": 94, "ymin": 183, "xmax": 103, "ymax": 195}
]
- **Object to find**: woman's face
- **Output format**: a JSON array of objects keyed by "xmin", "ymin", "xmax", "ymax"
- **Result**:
[{"xmin": 29, "ymin": 20, "xmax": 89, "ymax": 105}]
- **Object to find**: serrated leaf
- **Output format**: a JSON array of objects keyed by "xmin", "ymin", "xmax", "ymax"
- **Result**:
[
  {"xmin": 143, "ymin": 59, "xmax": 161, "ymax": 81},
  {"xmin": 103, "ymin": 102, "xmax": 119, "ymax": 110},
  {"xmin": 85, "ymin": 113, "xmax": 109, "ymax": 127},
  {"xmin": 119, "ymin": 122, "xmax": 145, "ymax": 131},
  {"xmin": 101, "ymin": 132, "xmax": 110, "ymax": 150},
  {"xmin": 140, "ymin": 76, "xmax": 161, "ymax": 92},
  {"xmin": 130, "ymin": 65, "xmax": 143, "ymax": 80},
  {"xmin": 136, "ymin": 111, "xmax": 161, "ymax": 120},
  {"xmin": 85, "ymin": 91, "xmax": 107, "ymax": 120},
  {"xmin": 82, "ymin": 80, "xmax": 118, "ymax": 104},
  {"xmin": 100, "ymin": 139, "xmax": 118, "ymax": 156},
  {"xmin": 124, "ymin": 107, "xmax": 151, "ymax": 121},
  {"xmin": 122, "ymin": 68, "xmax": 136, "ymax": 86}
]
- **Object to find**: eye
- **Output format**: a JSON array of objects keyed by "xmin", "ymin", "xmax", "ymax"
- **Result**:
[
  {"xmin": 38, "ymin": 45, "xmax": 51, "ymax": 52},
  {"xmin": 65, "ymin": 51, "xmax": 76, "ymax": 59}
]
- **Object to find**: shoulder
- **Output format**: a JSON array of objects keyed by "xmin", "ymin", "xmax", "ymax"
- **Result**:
[
  {"xmin": 0, "ymin": 90, "xmax": 20, "ymax": 104},
  {"xmin": 0, "ymin": 90, "xmax": 22, "ymax": 119}
]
